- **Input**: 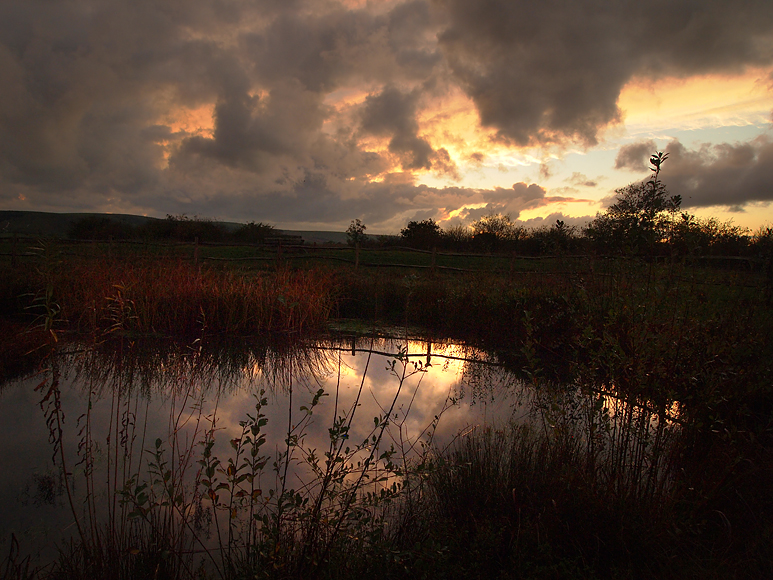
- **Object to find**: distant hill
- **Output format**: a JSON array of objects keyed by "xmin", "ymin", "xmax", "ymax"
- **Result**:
[
  {"xmin": 283, "ymin": 230, "xmax": 349, "ymax": 244},
  {"xmin": 0, "ymin": 210, "xmax": 155, "ymax": 238},
  {"xmin": 0, "ymin": 210, "xmax": 348, "ymax": 244}
]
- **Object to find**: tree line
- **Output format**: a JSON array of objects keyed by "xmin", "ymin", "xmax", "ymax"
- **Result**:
[
  {"xmin": 68, "ymin": 214, "xmax": 277, "ymax": 245},
  {"xmin": 356, "ymin": 152, "xmax": 773, "ymax": 259},
  {"xmin": 351, "ymin": 209, "xmax": 771, "ymax": 259}
]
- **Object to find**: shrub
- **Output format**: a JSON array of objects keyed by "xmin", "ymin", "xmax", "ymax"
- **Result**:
[{"xmin": 400, "ymin": 219, "xmax": 443, "ymax": 249}]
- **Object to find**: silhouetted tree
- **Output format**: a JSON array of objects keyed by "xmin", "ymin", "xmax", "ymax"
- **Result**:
[
  {"xmin": 586, "ymin": 152, "xmax": 680, "ymax": 254},
  {"xmin": 400, "ymin": 219, "xmax": 442, "ymax": 249},
  {"xmin": 529, "ymin": 219, "xmax": 578, "ymax": 255},
  {"xmin": 346, "ymin": 219, "xmax": 367, "ymax": 246},
  {"xmin": 670, "ymin": 214, "xmax": 750, "ymax": 256},
  {"xmin": 470, "ymin": 213, "xmax": 526, "ymax": 252},
  {"xmin": 471, "ymin": 213, "xmax": 522, "ymax": 240}
]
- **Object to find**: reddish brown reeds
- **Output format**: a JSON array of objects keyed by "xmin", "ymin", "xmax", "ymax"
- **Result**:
[{"xmin": 42, "ymin": 259, "xmax": 336, "ymax": 337}]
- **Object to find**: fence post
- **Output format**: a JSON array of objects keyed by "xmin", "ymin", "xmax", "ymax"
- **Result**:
[
  {"xmin": 431, "ymin": 246, "xmax": 437, "ymax": 273},
  {"xmin": 277, "ymin": 241, "xmax": 283, "ymax": 268},
  {"xmin": 355, "ymin": 243, "xmax": 360, "ymax": 269},
  {"xmin": 11, "ymin": 235, "xmax": 17, "ymax": 268},
  {"xmin": 194, "ymin": 237, "xmax": 200, "ymax": 265}
]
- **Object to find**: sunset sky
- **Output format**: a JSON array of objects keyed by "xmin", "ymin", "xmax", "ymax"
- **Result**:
[{"xmin": 2, "ymin": 0, "xmax": 773, "ymax": 234}]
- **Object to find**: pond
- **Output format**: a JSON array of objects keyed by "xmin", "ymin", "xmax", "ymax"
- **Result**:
[
  {"xmin": 1, "ymin": 332, "xmax": 680, "ymax": 576},
  {"xmin": 0, "ymin": 333, "xmax": 535, "ymax": 567}
]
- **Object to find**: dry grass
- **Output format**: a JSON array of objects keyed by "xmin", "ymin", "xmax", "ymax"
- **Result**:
[{"xmin": 32, "ymin": 259, "xmax": 336, "ymax": 337}]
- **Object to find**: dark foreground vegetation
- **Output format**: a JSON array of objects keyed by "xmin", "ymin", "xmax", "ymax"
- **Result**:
[{"xmin": 2, "ymin": 157, "xmax": 773, "ymax": 579}]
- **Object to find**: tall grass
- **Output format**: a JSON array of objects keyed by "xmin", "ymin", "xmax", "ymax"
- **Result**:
[
  {"xmin": 23, "ymin": 253, "xmax": 336, "ymax": 337},
  {"xmin": 5, "ymin": 336, "xmax": 440, "ymax": 580},
  {"xmin": 425, "ymin": 385, "xmax": 682, "ymax": 577}
]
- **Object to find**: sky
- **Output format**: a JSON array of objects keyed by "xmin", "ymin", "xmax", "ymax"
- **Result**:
[{"xmin": 2, "ymin": 0, "xmax": 773, "ymax": 234}]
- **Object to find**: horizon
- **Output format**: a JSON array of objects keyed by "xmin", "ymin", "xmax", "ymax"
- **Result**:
[
  {"xmin": 1, "ymin": 1, "xmax": 772, "ymax": 234},
  {"xmin": 4, "ymin": 208, "xmax": 771, "ymax": 241}
]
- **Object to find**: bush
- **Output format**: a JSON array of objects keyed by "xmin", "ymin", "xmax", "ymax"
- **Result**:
[
  {"xmin": 231, "ymin": 221, "xmax": 276, "ymax": 244},
  {"xmin": 67, "ymin": 216, "xmax": 137, "ymax": 240},
  {"xmin": 139, "ymin": 214, "xmax": 227, "ymax": 243},
  {"xmin": 400, "ymin": 219, "xmax": 443, "ymax": 249}
]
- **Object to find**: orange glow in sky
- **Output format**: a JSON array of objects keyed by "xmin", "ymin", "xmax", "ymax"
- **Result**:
[{"xmin": 619, "ymin": 68, "xmax": 773, "ymax": 134}]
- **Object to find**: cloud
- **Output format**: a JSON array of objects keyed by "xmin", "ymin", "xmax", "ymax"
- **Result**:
[
  {"xmin": 661, "ymin": 138, "xmax": 773, "ymax": 208},
  {"xmin": 1, "ymin": 0, "xmax": 772, "ymax": 230},
  {"xmin": 467, "ymin": 182, "xmax": 556, "ymax": 219},
  {"xmin": 516, "ymin": 212, "xmax": 592, "ymax": 230},
  {"xmin": 432, "ymin": 147, "xmax": 460, "ymax": 180},
  {"xmin": 359, "ymin": 85, "xmax": 460, "ymax": 176},
  {"xmin": 615, "ymin": 140, "xmax": 658, "ymax": 172},
  {"xmin": 241, "ymin": 1, "xmax": 441, "ymax": 93},
  {"xmin": 360, "ymin": 85, "xmax": 434, "ymax": 169},
  {"xmin": 564, "ymin": 172, "xmax": 597, "ymax": 187},
  {"xmin": 0, "ymin": 0, "xmax": 444, "ymax": 215},
  {"xmin": 435, "ymin": 0, "xmax": 773, "ymax": 145},
  {"xmin": 177, "ymin": 80, "xmax": 326, "ymax": 171}
]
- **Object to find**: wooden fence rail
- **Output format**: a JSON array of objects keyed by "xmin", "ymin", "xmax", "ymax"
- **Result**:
[{"xmin": 0, "ymin": 235, "xmax": 765, "ymax": 275}]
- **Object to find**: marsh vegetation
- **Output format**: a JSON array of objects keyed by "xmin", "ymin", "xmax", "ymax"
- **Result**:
[{"xmin": 1, "ymin": 156, "xmax": 772, "ymax": 579}]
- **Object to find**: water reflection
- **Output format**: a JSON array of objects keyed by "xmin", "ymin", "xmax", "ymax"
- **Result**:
[
  {"xmin": 0, "ymin": 334, "xmax": 526, "ymax": 565},
  {"xmin": 1, "ymin": 334, "xmax": 681, "ymax": 572}
]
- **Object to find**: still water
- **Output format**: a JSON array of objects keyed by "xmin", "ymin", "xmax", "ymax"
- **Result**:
[{"xmin": 0, "ymin": 334, "xmax": 531, "ymax": 564}]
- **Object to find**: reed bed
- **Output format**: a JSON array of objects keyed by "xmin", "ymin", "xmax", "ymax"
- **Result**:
[
  {"xmin": 27, "ymin": 257, "xmax": 336, "ymax": 337},
  {"xmin": 425, "ymin": 399, "xmax": 681, "ymax": 578}
]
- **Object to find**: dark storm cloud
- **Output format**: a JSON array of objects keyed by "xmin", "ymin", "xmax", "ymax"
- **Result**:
[
  {"xmin": 359, "ymin": 85, "xmax": 458, "ymax": 176},
  {"xmin": 185, "ymin": 171, "xmax": 474, "ymax": 232},
  {"xmin": 615, "ymin": 141, "xmax": 658, "ymax": 172},
  {"xmin": 242, "ymin": 0, "xmax": 440, "ymax": 92},
  {"xmin": 0, "ymin": 0, "xmax": 444, "ymax": 214},
  {"xmin": 432, "ymin": 148, "xmax": 460, "ymax": 180},
  {"xmin": 435, "ymin": 0, "xmax": 773, "ymax": 145},
  {"xmin": 2, "ymin": 0, "xmax": 772, "ymax": 227},
  {"xmin": 0, "ymin": 0, "xmax": 243, "ymax": 200},
  {"xmin": 360, "ymin": 86, "xmax": 434, "ymax": 169},
  {"xmin": 661, "ymin": 138, "xmax": 773, "ymax": 208},
  {"xmin": 178, "ymin": 80, "xmax": 326, "ymax": 170}
]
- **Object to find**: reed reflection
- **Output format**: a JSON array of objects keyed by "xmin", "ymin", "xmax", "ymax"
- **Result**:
[{"xmin": 0, "ymin": 333, "xmax": 528, "ymax": 572}]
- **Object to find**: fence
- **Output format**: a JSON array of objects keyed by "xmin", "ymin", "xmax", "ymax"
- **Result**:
[{"xmin": 0, "ymin": 234, "xmax": 764, "ymax": 276}]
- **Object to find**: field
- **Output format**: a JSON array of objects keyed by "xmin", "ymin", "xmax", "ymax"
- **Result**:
[{"xmin": 1, "ymin": 234, "xmax": 772, "ymax": 579}]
